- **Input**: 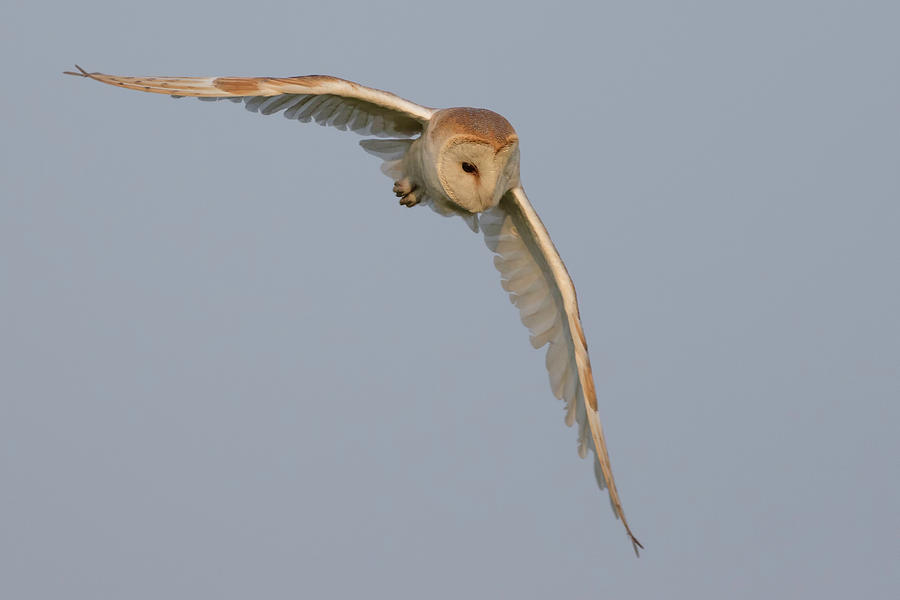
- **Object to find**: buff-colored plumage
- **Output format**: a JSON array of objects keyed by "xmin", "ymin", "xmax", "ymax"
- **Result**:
[{"xmin": 65, "ymin": 65, "xmax": 642, "ymax": 555}]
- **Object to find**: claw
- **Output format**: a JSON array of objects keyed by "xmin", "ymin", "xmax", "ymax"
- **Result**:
[
  {"xmin": 393, "ymin": 177, "xmax": 419, "ymax": 207},
  {"xmin": 399, "ymin": 191, "xmax": 419, "ymax": 207},
  {"xmin": 393, "ymin": 178, "xmax": 414, "ymax": 197}
]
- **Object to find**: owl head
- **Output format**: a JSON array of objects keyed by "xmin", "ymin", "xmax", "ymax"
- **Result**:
[{"xmin": 427, "ymin": 107, "xmax": 520, "ymax": 213}]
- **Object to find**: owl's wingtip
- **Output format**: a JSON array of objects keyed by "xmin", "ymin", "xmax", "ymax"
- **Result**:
[
  {"xmin": 63, "ymin": 65, "xmax": 89, "ymax": 77},
  {"xmin": 630, "ymin": 533, "xmax": 644, "ymax": 558}
]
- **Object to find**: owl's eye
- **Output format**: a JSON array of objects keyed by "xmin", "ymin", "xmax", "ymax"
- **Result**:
[{"xmin": 461, "ymin": 162, "xmax": 478, "ymax": 174}]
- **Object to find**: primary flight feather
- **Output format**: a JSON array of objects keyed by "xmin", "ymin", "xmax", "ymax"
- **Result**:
[{"xmin": 65, "ymin": 65, "xmax": 642, "ymax": 555}]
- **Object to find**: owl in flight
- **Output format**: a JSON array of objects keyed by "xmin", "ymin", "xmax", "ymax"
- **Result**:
[{"xmin": 66, "ymin": 66, "xmax": 642, "ymax": 555}]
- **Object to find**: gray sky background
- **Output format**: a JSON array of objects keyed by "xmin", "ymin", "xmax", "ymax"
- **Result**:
[{"xmin": 2, "ymin": 1, "xmax": 898, "ymax": 598}]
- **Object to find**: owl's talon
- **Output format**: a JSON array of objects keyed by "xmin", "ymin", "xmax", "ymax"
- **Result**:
[
  {"xmin": 393, "ymin": 178, "xmax": 415, "ymax": 197},
  {"xmin": 399, "ymin": 191, "xmax": 419, "ymax": 207},
  {"xmin": 393, "ymin": 178, "xmax": 419, "ymax": 206}
]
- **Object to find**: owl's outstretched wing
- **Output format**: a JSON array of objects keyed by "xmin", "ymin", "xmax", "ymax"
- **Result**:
[
  {"xmin": 481, "ymin": 186, "xmax": 642, "ymax": 556},
  {"xmin": 64, "ymin": 65, "xmax": 434, "ymax": 137}
]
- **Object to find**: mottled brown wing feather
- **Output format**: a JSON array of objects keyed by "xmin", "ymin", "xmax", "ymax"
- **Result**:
[
  {"xmin": 482, "ymin": 186, "xmax": 642, "ymax": 556},
  {"xmin": 64, "ymin": 65, "xmax": 434, "ymax": 137}
]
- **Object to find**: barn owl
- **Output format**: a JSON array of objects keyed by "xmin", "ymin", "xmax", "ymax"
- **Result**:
[{"xmin": 65, "ymin": 66, "xmax": 642, "ymax": 555}]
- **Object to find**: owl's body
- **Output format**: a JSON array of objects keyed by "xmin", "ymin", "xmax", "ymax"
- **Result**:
[
  {"xmin": 66, "ymin": 66, "xmax": 642, "ymax": 555},
  {"xmin": 361, "ymin": 107, "xmax": 521, "ymax": 228}
]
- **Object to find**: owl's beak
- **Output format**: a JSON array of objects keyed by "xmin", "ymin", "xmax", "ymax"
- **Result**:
[{"xmin": 490, "ymin": 142, "xmax": 521, "ymax": 207}]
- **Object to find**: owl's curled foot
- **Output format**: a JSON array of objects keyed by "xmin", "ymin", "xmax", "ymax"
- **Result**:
[
  {"xmin": 393, "ymin": 178, "xmax": 420, "ymax": 208},
  {"xmin": 393, "ymin": 178, "xmax": 414, "ymax": 197}
]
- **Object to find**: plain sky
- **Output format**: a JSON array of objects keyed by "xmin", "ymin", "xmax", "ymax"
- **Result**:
[{"xmin": 2, "ymin": 1, "xmax": 898, "ymax": 598}]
